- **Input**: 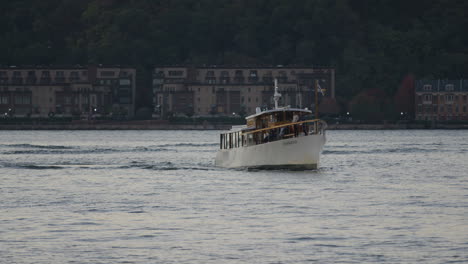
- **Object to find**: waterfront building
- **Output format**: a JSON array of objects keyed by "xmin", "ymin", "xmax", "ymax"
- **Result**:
[
  {"xmin": 415, "ymin": 79, "xmax": 468, "ymax": 121},
  {"xmin": 0, "ymin": 66, "xmax": 136, "ymax": 118},
  {"xmin": 152, "ymin": 65, "xmax": 335, "ymax": 117}
]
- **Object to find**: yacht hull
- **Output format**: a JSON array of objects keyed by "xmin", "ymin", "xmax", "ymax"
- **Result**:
[{"xmin": 215, "ymin": 133, "xmax": 326, "ymax": 169}]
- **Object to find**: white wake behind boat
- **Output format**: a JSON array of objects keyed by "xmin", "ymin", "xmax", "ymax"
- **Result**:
[{"xmin": 215, "ymin": 79, "xmax": 327, "ymax": 170}]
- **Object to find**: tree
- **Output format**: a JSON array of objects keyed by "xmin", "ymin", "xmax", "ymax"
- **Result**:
[{"xmin": 394, "ymin": 74, "xmax": 415, "ymax": 118}]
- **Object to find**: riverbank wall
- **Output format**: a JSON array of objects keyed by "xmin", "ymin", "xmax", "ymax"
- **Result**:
[
  {"xmin": 1, "ymin": 120, "xmax": 468, "ymax": 130},
  {"xmin": 0, "ymin": 120, "xmax": 231, "ymax": 130}
]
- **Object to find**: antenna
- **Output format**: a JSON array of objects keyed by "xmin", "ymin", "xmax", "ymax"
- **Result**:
[{"xmin": 274, "ymin": 78, "xmax": 281, "ymax": 109}]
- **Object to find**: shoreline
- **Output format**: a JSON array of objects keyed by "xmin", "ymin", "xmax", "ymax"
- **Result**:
[{"xmin": 0, "ymin": 121, "xmax": 467, "ymax": 130}]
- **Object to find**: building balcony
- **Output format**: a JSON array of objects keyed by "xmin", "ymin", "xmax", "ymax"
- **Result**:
[
  {"xmin": 234, "ymin": 77, "xmax": 245, "ymax": 83},
  {"xmin": 277, "ymin": 77, "xmax": 288, "ymax": 83},
  {"xmin": 220, "ymin": 77, "xmax": 230, "ymax": 84},
  {"xmin": 248, "ymin": 77, "xmax": 258, "ymax": 83},
  {"xmin": 205, "ymin": 77, "xmax": 216, "ymax": 84},
  {"xmin": 54, "ymin": 77, "xmax": 66, "ymax": 83},
  {"xmin": 25, "ymin": 77, "xmax": 37, "ymax": 84},
  {"xmin": 12, "ymin": 78, "xmax": 23, "ymax": 85},
  {"xmin": 40, "ymin": 77, "xmax": 51, "ymax": 84}
]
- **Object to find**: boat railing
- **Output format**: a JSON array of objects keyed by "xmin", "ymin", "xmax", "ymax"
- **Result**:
[{"xmin": 219, "ymin": 119, "xmax": 326, "ymax": 150}]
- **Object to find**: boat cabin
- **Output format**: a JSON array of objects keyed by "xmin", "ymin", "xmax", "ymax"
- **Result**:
[
  {"xmin": 245, "ymin": 108, "xmax": 312, "ymax": 130},
  {"xmin": 219, "ymin": 107, "xmax": 324, "ymax": 150}
]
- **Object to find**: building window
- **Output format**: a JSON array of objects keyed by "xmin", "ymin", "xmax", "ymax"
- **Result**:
[
  {"xmin": 445, "ymin": 94, "xmax": 454, "ymax": 102},
  {"xmin": 0, "ymin": 96, "xmax": 8, "ymax": 104},
  {"xmin": 445, "ymin": 84, "xmax": 454, "ymax": 91},
  {"xmin": 119, "ymin": 79, "xmax": 131, "ymax": 85},
  {"xmin": 15, "ymin": 95, "xmax": 31, "ymax": 104},
  {"xmin": 440, "ymin": 106, "xmax": 444, "ymax": 112},
  {"xmin": 248, "ymin": 97, "xmax": 251, "ymax": 102},
  {"xmin": 423, "ymin": 84, "xmax": 432, "ymax": 91},
  {"xmin": 463, "ymin": 106, "xmax": 467, "ymax": 112},
  {"xmin": 423, "ymin": 94, "xmax": 432, "ymax": 101},
  {"xmin": 168, "ymin": 70, "xmax": 183, "ymax": 76},
  {"xmin": 206, "ymin": 77, "xmax": 216, "ymax": 84},
  {"xmin": 100, "ymin": 71, "xmax": 115, "ymax": 77}
]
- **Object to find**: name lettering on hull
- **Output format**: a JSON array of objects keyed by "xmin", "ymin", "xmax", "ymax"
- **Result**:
[{"xmin": 283, "ymin": 140, "xmax": 298, "ymax": 145}]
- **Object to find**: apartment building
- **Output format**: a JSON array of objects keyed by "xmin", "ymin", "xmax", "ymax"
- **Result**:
[
  {"xmin": 415, "ymin": 79, "xmax": 468, "ymax": 121},
  {"xmin": 152, "ymin": 65, "xmax": 335, "ymax": 117},
  {"xmin": 0, "ymin": 65, "xmax": 136, "ymax": 118}
]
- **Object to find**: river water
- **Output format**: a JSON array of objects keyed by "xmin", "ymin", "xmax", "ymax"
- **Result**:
[{"xmin": 1, "ymin": 130, "xmax": 467, "ymax": 263}]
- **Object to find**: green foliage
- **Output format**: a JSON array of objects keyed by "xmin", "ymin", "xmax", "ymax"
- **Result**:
[{"xmin": 1, "ymin": 0, "xmax": 468, "ymax": 120}]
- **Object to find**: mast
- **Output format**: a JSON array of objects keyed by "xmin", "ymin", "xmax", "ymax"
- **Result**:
[
  {"xmin": 273, "ymin": 78, "xmax": 282, "ymax": 109},
  {"xmin": 315, "ymin": 79, "xmax": 319, "ymax": 119}
]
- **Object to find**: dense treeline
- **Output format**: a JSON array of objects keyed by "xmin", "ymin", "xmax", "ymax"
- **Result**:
[{"xmin": 1, "ymin": 0, "xmax": 467, "ymax": 119}]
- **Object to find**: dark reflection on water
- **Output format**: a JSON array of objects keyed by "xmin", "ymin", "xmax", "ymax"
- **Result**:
[{"xmin": 0, "ymin": 130, "xmax": 467, "ymax": 264}]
